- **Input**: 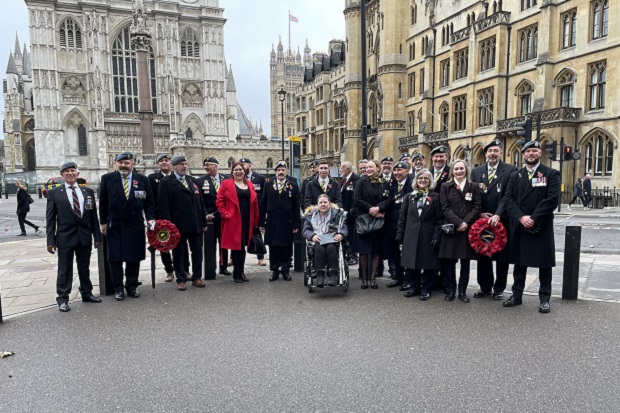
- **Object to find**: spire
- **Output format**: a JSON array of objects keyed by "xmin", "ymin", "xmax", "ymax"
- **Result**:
[
  {"xmin": 6, "ymin": 53, "xmax": 18, "ymax": 74},
  {"xmin": 277, "ymin": 36, "xmax": 283, "ymax": 51},
  {"xmin": 226, "ymin": 64, "xmax": 236, "ymax": 93},
  {"xmin": 304, "ymin": 38, "xmax": 311, "ymax": 54},
  {"xmin": 23, "ymin": 44, "xmax": 31, "ymax": 76},
  {"xmin": 270, "ymin": 44, "xmax": 276, "ymax": 59},
  {"xmin": 14, "ymin": 32, "xmax": 22, "ymax": 57}
]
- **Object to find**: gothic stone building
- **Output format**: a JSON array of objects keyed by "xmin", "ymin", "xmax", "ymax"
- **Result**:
[{"xmin": 3, "ymin": 0, "xmax": 285, "ymax": 186}]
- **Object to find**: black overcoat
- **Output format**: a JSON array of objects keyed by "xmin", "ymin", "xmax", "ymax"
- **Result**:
[
  {"xmin": 16, "ymin": 188, "xmax": 30, "ymax": 214},
  {"xmin": 384, "ymin": 175, "xmax": 413, "ymax": 240},
  {"xmin": 248, "ymin": 172, "xmax": 266, "ymax": 200},
  {"xmin": 303, "ymin": 177, "xmax": 343, "ymax": 209},
  {"xmin": 157, "ymin": 174, "xmax": 207, "ymax": 235},
  {"xmin": 340, "ymin": 172, "xmax": 359, "ymax": 213},
  {"xmin": 397, "ymin": 190, "xmax": 443, "ymax": 270},
  {"xmin": 429, "ymin": 165, "xmax": 451, "ymax": 193},
  {"xmin": 259, "ymin": 179, "xmax": 300, "ymax": 246},
  {"xmin": 147, "ymin": 170, "xmax": 166, "ymax": 216},
  {"xmin": 46, "ymin": 185, "xmax": 101, "ymax": 248},
  {"xmin": 438, "ymin": 180, "xmax": 482, "ymax": 260},
  {"xmin": 471, "ymin": 161, "xmax": 517, "ymax": 262},
  {"xmin": 195, "ymin": 173, "xmax": 227, "ymax": 226},
  {"xmin": 502, "ymin": 164, "xmax": 561, "ymax": 268},
  {"xmin": 98, "ymin": 171, "xmax": 155, "ymax": 262}
]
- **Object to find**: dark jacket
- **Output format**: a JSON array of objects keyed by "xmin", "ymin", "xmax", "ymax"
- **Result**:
[
  {"xmin": 438, "ymin": 180, "xmax": 482, "ymax": 260},
  {"xmin": 340, "ymin": 172, "xmax": 359, "ymax": 213},
  {"xmin": 397, "ymin": 190, "xmax": 443, "ymax": 270},
  {"xmin": 352, "ymin": 175, "xmax": 391, "ymax": 217},
  {"xmin": 98, "ymin": 171, "xmax": 155, "ymax": 262},
  {"xmin": 46, "ymin": 185, "xmax": 101, "ymax": 248},
  {"xmin": 16, "ymin": 188, "xmax": 31, "ymax": 214},
  {"xmin": 259, "ymin": 179, "xmax": 300, "ymax": 247},
  {"xmin": 248, "ymin": 172, "xmax": 266, "ymax": 200},
  {"xmin": 573, "ymin": 181, "xmax": 583, "ymax": 197},
  {"xmin": 147, "ymin": 170, "xmax": 170, "ymax": 216},
  {"xmin": 384, "ymin": 175, "xmax": 413, "ymax": 240},
  {"xmin": 300, "ymin": 174, "xmax": 317, "ymax": 207},
  {"xmin": 196, "ymin": 173, "xmax": 227, "ymax": 225},
  {"xmin": 429, "ymin": 165, "xmax": 451, "ymax": 193},
  {"xmin": 303, "ymin": 177, "xmax": 343, "ymax": 209},
  {"xmin": 502, "ymin": 164, "xmax": 561, "ymax": 268},
  {"xmin": 157, "ymin": 174, "xmax": 207, "ymax": 235},
  {"xmin": 302, "ymin": 206, "xmax": 348, "ymax": 241}
]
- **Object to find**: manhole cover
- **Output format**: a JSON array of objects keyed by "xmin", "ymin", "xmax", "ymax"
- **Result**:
[{"xmin": 9, "ymin": 264, "xmax": 56, "ymax": 274}]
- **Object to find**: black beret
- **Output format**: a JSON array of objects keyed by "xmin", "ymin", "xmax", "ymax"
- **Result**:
[
  {"xmin": 393, "ymin": 161, "xmax": 408, "ymax": 170},
  {"xmin": 430, "ymin": 145, "xmax": 448, "ymax": 156},
  {"xmin": 156, "ymin": 154, "xmax": 170, "ymax": 163},
  {"xmin": 170, "ymin": 155, "xmax": 187, "ymax": 165},
  {"xmin": 204, "ymin": 156, "xmax": 219, "ymax": 165},
  {"xmin": 239, "ymin": 158, "xmax": 252, "ymax": 164},
  {"xmin": 398, "ymin": 152, "xmax": 411, "ymax": 161},
  {"xmin": 484, "ymin": 139, "xmax": 502, "ymax": 153},
  {"xmin": 59, "ymin": 161, "xmax": 77, "ymax": 173},
  {"xmin": 115, "ymin": 151, "xmax": 134, "ymax": 162},
  {"xmin": 275, "ymin": 161, "xmax": 288, "ymax": 170},
  {"xmin": 381, "ymin": 156, "xmax": 394, "ymax": 163},
  {"xmin": 309, "ymin": 160, "xmax": 318, "ymax": 167},
  {"xmin": 412, "ymin": 152, "xmax": 425, "ymax": 160},
  {"xmin": 522, "ymin": 140, "xmax": 541, "ymax": 152}
]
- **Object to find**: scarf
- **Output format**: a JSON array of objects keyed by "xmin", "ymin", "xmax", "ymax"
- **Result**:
[{"xmin": 310, "ymin": 208, "xmax": 333, "ymax": 236}]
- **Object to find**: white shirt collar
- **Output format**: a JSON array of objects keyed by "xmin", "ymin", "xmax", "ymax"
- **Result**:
[{"xmin": 455, "ymin": 178, "xmax": 467, "ymax": 189}]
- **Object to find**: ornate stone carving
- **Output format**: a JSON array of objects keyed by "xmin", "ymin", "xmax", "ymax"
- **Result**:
[
  {"xmin": 61, "ymin": 76, "xmax": 87, "ymax": 104},
  {"xmin": 181, "ymin": 83, "xmax": 203, "ymax": 108}
]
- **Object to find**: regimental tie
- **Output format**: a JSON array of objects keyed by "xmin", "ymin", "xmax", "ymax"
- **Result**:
[
  {"xmin": 435, "ymin": 170, "xmax": 441, "ymax": 183},
  {"xmin": 320, "ymin": 180, "xmax": 326, "ymax": 192},
  {"xmin": 123, "ymin": 176, "xmax": 129, "ymax": 199},
  {"xmin": 70, "ymin": 186, "xmax": 81, "ymax": 218},
  {"xmin": 488, "ymin": 167, "xmax": 496, "ymax": 182},
  {"xmin": 213, "ymin": 179, "xmax": 219, "ymax": 192},
  {"xmin": 397, "ymin": 182, "xmax": 403, "ymax": 193},
  {"xmin": 278, "ymin": 181, "xmax": 284, "ymax": 194},
  {"xmin": 528, "ymin": 169, "xmax": 535, "ymax": 180},
  {"xmin": 180, "ymin": 176, "xmax": 189, "ymax": 189}
]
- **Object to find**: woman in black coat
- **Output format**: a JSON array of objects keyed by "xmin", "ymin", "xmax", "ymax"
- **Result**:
[
  {"xmin": 396, "ymin": 169, "xmax": 443, "ymax": 301},
  {"xmin": 352, "ymin": 159, "xmax": 391, "ymax": 289},
  {"xmin": 16, "ymin": 181, "xmax": 40, "ymax": 236},
  {"xmin": 438, "ymin": 160, "xmax": 482, "ymax": 303}
]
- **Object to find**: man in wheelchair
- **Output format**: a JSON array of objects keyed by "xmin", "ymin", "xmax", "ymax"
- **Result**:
[{"xmin": 302, "ymin": 194, "xmax": 349, "ymax": 287}]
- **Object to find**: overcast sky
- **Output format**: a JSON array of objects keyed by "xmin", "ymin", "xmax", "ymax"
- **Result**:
[{"xmin": 0, "ymin": 0, "xmax": 345, "ymax": 134}]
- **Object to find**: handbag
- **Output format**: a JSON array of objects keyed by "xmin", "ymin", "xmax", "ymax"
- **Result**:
[
  {"xmin": 247, "ymin": 228, "xmax": 267, "ymax": 255},
  {"xmin": 28, "ymin": 194, "xmax": 34, "ymax": 204},
  {"xmin": 356, "ymin": 214, "xmax": 384, "ymax": 235},
  {"xmin": 441, "ymin": 223, "xmax": 455, "ymax": 235}
]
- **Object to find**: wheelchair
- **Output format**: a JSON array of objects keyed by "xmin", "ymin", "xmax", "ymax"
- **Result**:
[{"xmin": 303, "ymin": 238, "xmax": 350, "ymax": 293}]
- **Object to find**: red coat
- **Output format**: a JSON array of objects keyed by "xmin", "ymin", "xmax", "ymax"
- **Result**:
[{"xmin": 216, "ymin": 178, "xmax": 259, "ymax": 250}]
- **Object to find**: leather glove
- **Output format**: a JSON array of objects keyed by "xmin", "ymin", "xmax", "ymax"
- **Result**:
[
  {"xmin": 395, "ymin": 236, "xmax": 403, "ymax": 245},
  {"xmin": 430, "ymin": 239, "xmax": 439, "ymax": 249}
]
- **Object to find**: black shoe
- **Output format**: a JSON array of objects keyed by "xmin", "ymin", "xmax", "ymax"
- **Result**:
[
  {"xmin": 82, "ymin": 294, "xmax": 102, "ymax": 303},
  {"xmin": 18, "ymin": 232, "xmax": 27, "ymax": 236},
  {"xmin": 503, "ymin": 295, "xmax": 523, "ymax": 307},
  {"xmin": 234, "ymin": 277, "xmax": 244, "ymax": 283},
  {"xmin": 458, "ymin": 293, "xmax": 471, "ymax": 303},
  {"xmin": 473, "ymin": 290, "xmax": 492, "ymax": 298},
  {"xmin": 444, "ymin": 293, "xmax": 456, "ymax": 301},
  {"xmin": 269, "ymin": 271, "xmax": 279, "ymax": 281},
  {"xmin": 399, "ymin": 283, "xmax": 411, "ymax": 291},
  {"xmin": 327, "ymin": 269, "xmax": 338, "ymax": 286},
  {"xmin": 35, "ymin": 226, "xmax": 42, "ymax": 233},
  {"xmin": 347, "ymin": 258, "xmax": 358, "ymax": 266},
  {"xmin": 241, "ymin": 272, "xmax": 249, "ymax": 282},
  {"xmin": 420, "ymin": 293, "xmax": 431, "ymax": 301},
  {"xmin": 387, "ymin": 280, "xmax": 403, "ymax": 288},
  {"xmin": 404, "ymin": 289, "xmax": 420, "ymax": 298},
  {"xmin": 316, "ymin": 270, "xmax": 326, "ymax": 288},
  {"xmin": 219, "ymin": 267, "xmax": 232, "ymax": 276},
  {"xmin": 370, "ymin": 279, "xmax": 378, "ymax": 289},
  {"xmin": 389, "ymin": 273, "xmax": 397, "ymax": 280},
  {"xmin": 539, "ymin": 301, "xmax": 551, "ymax": 314},
  {"xmin": 59, "ymin": 303, "xmax": 70, "ymax": 312},
  {"xmin": 127, "ymin": 290, "xmax": 140, "ymax": 298},
  {"xmin": 115, "ymin": 291, "xmax": 125, "ymax": 301},
  {"xmin": 282, "ymin": 272, "xmax": 292, "ymax": 281},
  {"xmin": 492, "ymin": 292, "xmax": 504, "ymax": 300},
  {"xmin": 361, "ymin": 279, "xmax": 369, "ymax": 290}
]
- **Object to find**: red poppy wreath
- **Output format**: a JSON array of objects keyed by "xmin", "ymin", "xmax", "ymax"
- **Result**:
[
  {"xmin": 468, "ymin": 218, "xmax": 507, "ymax": 257},
  {"xmin": 147, "ymin": 220, "xmax": 180, "ymax": 253}
]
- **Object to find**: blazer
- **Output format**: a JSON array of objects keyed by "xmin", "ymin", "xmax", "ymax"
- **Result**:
[
  {"xmin": 352, "ymin": 176, "xmax": 391, "ymax": 217},
  {"xmin": 340, "ymin": 173, "xmax": 359, "ymax": 212},
  {"xmin": 147, "ymin": 170, "xmax": 169, "ymax": 215},
  {"xmin": 46, "ymin": 185, "xmax": 101, "ymax": 248},
  {"xmin": 248, "ymin": 172, "xmax": 267, "ymax": 200},
  {"xmin": 303, "ymin": 177, "xmax": 343, "ymax": 209},
  {"xmin": 438, "ymin": 180, "xmax": 482, "ymax": 260},
  {"xmin": 195, "ymin": 173, "xmax": 228, "ymax": 225},
  {"xmin": 384, "ymin": 175, "xmax": 413, "ymax": 240},
  {"xmin": 157, "ymin": 174, "xmax": 208, "ymax": 235},
  {"xmin": 429, "ymin": 165, "xmax": 451, "ymax": 193},
  {"xmin": 216, "ymin": 178, "xmax": 259, "ymax": 250},
  {"xmin": 259, "ymin": 179, "xmax": 300, "ymax": 247},
  {"xmin": 471, "ymin": 161, "xmax": 517, "ymax": 218}
]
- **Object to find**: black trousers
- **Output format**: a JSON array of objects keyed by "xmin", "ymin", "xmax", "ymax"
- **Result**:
[
  {"xmin": 17, "ymin": 213, "xmax": 37, "ymax": 233},
  {"xmin": 109, "ymin": 261, "xmax": 141, "ymax": 293},
  {"xmin": 476, "ymin": 258, "xmax": 509, "ymax": 294},
  {"xmin": 512, "ymin": 265, "xmax": 552, "ymax": 302},
  {"xmin": 56, "ymin": 243, "xmax": 93, "ymax": 305},
  {"xmin": 231, "ymin": 249, "xmax": 247, "ymax": 279},
  {"xmin": 173, "ymin": 232, "xmax": 203, "ymax": 282},
  {"xmin": 314, "ymin": 243, "xmax": 339, "ymax": 270},
  {"xmin": 442, "ymin": 259, "xmax": 471, "ymax": 295},
  {"xmin": 206, "ymin": 224, "xmax": 229, "ymax": 270},
  {"xmin": 160, "ymin": 251, "xmax": 174, "ymax": 274},
  {"xmin": 407, "ymin": 269, "xmax": 437, "ymax": 294},
  {"xmin": 568, "ymin": 196, "xmax": 585, "ymax": 207},
  {"xmin": 269, "ymin": 245, "xmax": 293, "ymax": 273},
  {"xmin": 386, "ymin": 238, "xmax": 405, "ymax": 281}
]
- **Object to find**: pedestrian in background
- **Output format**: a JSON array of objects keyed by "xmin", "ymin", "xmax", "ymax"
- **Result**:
[
  {"xmin": 583, "ymin": 173, "xmax": 592, "ymax": 210},
  {"xmin": 16, "ymin": 180, "xmax": 40, "ymax": 236},
  {"xmin": 567, "ymin": 178, "xmax": 584, "ymax": 210}
]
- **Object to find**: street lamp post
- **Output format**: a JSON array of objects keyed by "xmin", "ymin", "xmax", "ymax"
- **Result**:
[{"xmin": 278, "ymin": 88, "xmax": 287, "ymax": 161}]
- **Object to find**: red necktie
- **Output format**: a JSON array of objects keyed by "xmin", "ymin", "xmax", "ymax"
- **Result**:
[{"xmin": 70, "ymin": 186, "xmax": 81, "ymax": 218}]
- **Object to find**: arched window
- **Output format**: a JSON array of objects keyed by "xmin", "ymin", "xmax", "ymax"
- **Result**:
[
  {"xmin": 78, "ymin": 124, "xmax": 87, "ymax": 156},
  {"xmin": 181, "ymin": 28, "xmax": 200, "ymax": 58},
  {"xmin": 227, "ymin": 157, "xmax": 235, "ymax": 168},
  {"xmin": 556, "ymin": 69, "xmax": 576, "ymax": 107},
  {"xmin": 185, "ymin": 127, "xmax": 193, "ymax": 139},
  {"xmin": 513, "ymin": 149, "xmax": 522, "ymax": 168},
  {"xmin": 477, "ymin": 88, "xmax": 494, "ymax": 127},
  {"xmin": 407, "ymin": 111, "xmax": 415, "ymax": 136},
  {"xmin": 369, "ymin": 95, "xmax": 378, "ymax": 127},
  {"xmin": 591, "ymin": 1, "xmax": 609, "ymax": 40},
  {"xmin": 453, "ymin": 95, "xmax": 467, "ymax": 131},
  {"xmin": 562, "ymin": 10, "xmax": 577, "ymax": 49},
  {"xmin": 417, "ymin": 109, "xmax": 422, "ymax": 133},
  {"xmin": 519, "ymin": 25, "xmax": 538, "ymax": 62},
  {"xmin": 59, "ymin": 18, "xmax": 83, "ymax": 50},
  {"xmin": 266, "ymin": 158, "xmax": 274, "ymax": 169},
  {"xmin": 588, "ymin": 61, "xmax": 606, "ymax": 111},
  {"xmin": 112, "ymin": 27, "xmax": 158, "ymax": 114},
  {"xmin": 439, "ymin": 102, "xmax": 449, "ymax": 131},
  {"xmin": 583, "ymin": 130, "xmax": 614, "ymax": 176},
  {"xmin": 517, "ymin": 80, "xmax": 534, "ymax": 115}
]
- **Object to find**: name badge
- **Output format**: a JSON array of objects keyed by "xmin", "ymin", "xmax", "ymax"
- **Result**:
[
  {"xmin": 85, "ymin": 196, "xmax": 94, "ymax": 210},
  {"xmin": 465, "ymin": 192, "xmax": 473, "ymax": 201},
  {"xmin": 134, "ymin": 191, "xmax": 147, "ymax": 199}
]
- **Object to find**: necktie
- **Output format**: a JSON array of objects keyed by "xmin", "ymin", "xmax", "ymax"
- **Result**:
[
  {"xmin": 123, "ymin": 176, "xmax": 129, "ymax": 199},
  {"xmin": 320, "ymin": 180, "xmax": 326, "ymax": 192},
  {"xmin": 278, "ymin": 181, "xmax": 284, "ymax": 194},
  {"xmin": 435, "ymin": 170, "xmax": 441, "ymax": 183},
  {"xmin": 397, "ymin": 183, "xmax": 403, "ymax": 193},
  {"xmin": 488, "ymin": 167, "xmax": 495, "ymax": 182},
  {"xmin": 213, "ymin": 179, "xmax": 219, "ymax": 192},
  {"xmin": 180, "ymin": 176, "xmax": 189, "ymax": 189},
  {"xmin": 528, "ymin": 169, "xmax": 534, "ymax": 180},
  {"xmin": 70, "ymin": 186, "xmax": 81, "ymax": 218}
]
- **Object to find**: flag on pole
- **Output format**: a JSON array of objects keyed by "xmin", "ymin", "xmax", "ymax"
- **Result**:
[{"xmin": 289, "ymin": 14, "xmax": 298, "ymax": 23}]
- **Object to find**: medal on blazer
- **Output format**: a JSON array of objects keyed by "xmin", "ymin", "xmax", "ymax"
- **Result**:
[
  {"xmin": 465, "ymin": 192, "xmax": 473, "ymax": 201},
  {"xmin": 479, "ymin": 183, "xmax": 487, "ymax": 193},
  {"xmin": 85, "ymin": 196, "xmax": 94, "ymax": 210},
  {"xmin": 202, "ymin": 180, "xmax": 210, "ymax": 193}
]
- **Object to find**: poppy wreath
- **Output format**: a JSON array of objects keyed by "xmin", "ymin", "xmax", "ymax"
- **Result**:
[
  {"xmin": 468, "ymin": 217, "xmax": 507, "ymax": 257},
  {"xmin": 147, "ymin": 220, "xmax": 180, "ymax": 253}
]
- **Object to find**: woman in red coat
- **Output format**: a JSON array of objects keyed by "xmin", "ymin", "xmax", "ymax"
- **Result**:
[{"xmin": 216, "ymin": 162, "xmax": 260, "ymax": 283}]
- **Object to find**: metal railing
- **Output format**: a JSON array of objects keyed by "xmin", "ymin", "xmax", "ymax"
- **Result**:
[{"xmin": 561, "ymin": 187, "xmax": 620, "ymax": 208}]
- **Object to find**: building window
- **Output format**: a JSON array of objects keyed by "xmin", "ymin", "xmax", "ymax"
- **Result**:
[
  {"xmin": 439, "ymin": 102, "xmax": 449, "ymax": 131},
  {"xmin": 513, "ymin": 149, "xmax": 522, "ymax": 167},
  {"xmin": 556, "ymin": 69, "xmax": 576, "ymax": 107},
  {"xmin": 266, "ymin": 158, "xmax": 273, "ymax": 169},
  {"xmin": 78, "ymin": 124, "xmax": 87, "ymax": 156},
  {"xmin": 591, "ymin": 1, "xmax": 609, "ymax": 40},
  {"xmin": 419, "ymin": 68, "xmax": 425, "ymax": 95},
  {"xmin": 561, "ymin": 10, "xmax": 577, "ymax": 49},
  {"xmin": 477, "ymin": 88, "xmax": 494, "ymax": 127},
  {"xmin": 519, "ymin": 25, "xmax": 538, "ymax": 63},
  {"xmin": 411, "ymin": 5, "xmax": 417, "ymax": 25},
  {"xmin": 180, "ymin": 28, "xmax": 200, "ymax": 58},
  {"xmin": 408, "ymin": 73, "xmax": 415, "ymax": 98},
  {"xmin": 454, "ymin": 48, "xmax": 468, "ymax": 80},
  {"xmin": 407, "ymin": 111, "xmax": 415, "ymax": 136},
  {"xmin": 588, "ymin": 61, "xmax": 606, "ymax": 111},
  {"xmin": 516, "ymin": 81, "xmax": 534, "ymax": 116},
  {"xmin": 584, "ymin": 131, "xmax": 614, "ymax": 176},
  {"xmin": 521, "ymin": 0, "xmax": 538, "ymax": 11},
  {"xmin": 112, "ymin": 27, "xmax": 158, "ymax": 114},
  {"xmin": 479, "ymin": 36, "xmax": 496, "ymax": 72},
  {"xmin": 417, "ymin": 109, "xmax": 422, "ymax": 133},
  {"xmin": 59, "ymin": 18, "xmax": 83, "ymax": 50},
  {"xmin": 453, "ymin": 95, "xmax": 467, "ymax": 132},
  {"xmin": 440, "ymin": 59, "xmax": 450, "ymax": 88}
]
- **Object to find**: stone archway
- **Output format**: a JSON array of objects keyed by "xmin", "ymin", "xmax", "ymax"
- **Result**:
[{"xmin": 24, "ymin": 139, "xmax": 36, "ymax": 171}]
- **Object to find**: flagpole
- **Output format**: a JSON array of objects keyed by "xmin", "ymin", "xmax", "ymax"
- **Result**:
[{"xmin": 288, "ymin": 9, "xmax": 291, "ymax": 50}]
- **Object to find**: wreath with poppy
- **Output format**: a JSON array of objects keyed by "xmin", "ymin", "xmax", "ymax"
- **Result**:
[
  {"xmin": 468, "ymin": 217, "xmax": 507, "ymax": 257},
  {"xmin": 147, "ymin": 220, "xmax": 181, "ymax": 253}
]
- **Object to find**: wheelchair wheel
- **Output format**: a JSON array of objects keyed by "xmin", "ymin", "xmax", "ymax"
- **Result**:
[{"xmin": 303, "ymin": 271, "xmax": 309, "ymax": 286}]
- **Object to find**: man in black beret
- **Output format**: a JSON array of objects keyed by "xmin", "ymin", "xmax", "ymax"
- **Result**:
[
  {"xmin": 241, "ymin": 157, "xmax": 268, "ymax": 266},
  {"xmin": 502, "ymin": 140, "xmax": 560, "ymax": 313},
  {"xmin": 429, "ymin": 145, "xmax": 450, "ymax": 193},
  {"xmin": 381, "ymin": 156, "xmax": 394, "ymax": 183},
  {"xmin": 412, "ymin": 152, "xmax": 426, "ymax": 175},
  {"xmin": 157, "ymin": 155, "xmax": 208, "ymax": 290},
  {"xmin": 99, "ymin": 152, "xmax": 155, "ymax": 301},
  {"xmin": 471, "ymin": 139, "xmax": 518, "ymax": 300},
  {"xmin": 46, "ymin": 162, "xmax": 102, "ymax": 312}
]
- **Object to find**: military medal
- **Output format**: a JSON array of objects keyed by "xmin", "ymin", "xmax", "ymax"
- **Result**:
[{"xmin": 465, "ymin": 192, "xmax": 473, "ymax": 201}]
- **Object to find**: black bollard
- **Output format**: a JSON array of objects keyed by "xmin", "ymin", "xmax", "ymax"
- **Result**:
[
  {"xmin": 0, "ymin": 286, "xmax": 3, "ymax": 323},
  {"xmin": 203, "ymin": 223, "xmax": 216, "ymax": 280},
  {"xmin": 38, "ymin": 186, "xmax": 43, "ymax": 199},
  {"xmin": 97, "ymin": 235, "xmax": 114, "ymax": 295},
  {"xmin": 562, "ymin": 225, "xmax": 581, "ymax": 300}
]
